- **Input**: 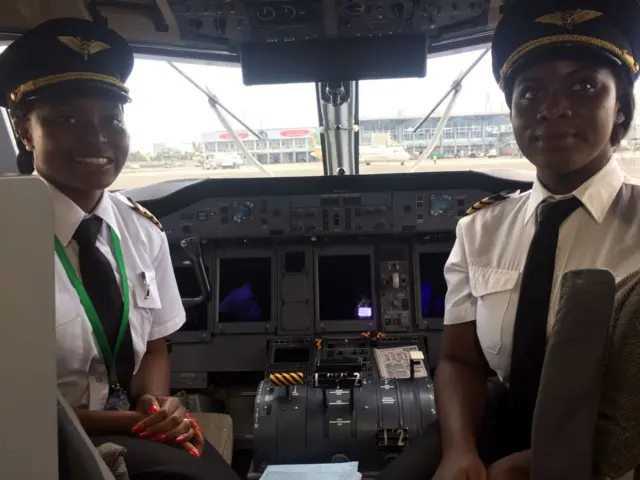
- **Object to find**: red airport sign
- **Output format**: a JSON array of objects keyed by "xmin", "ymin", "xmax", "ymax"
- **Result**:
[
  {"xmin": 219, "ymin": 132, "xmax": 249, "ymax": 140},
  {"xmin": 279, "ymin": 129, "xmax": 311, "ymax": 138}
]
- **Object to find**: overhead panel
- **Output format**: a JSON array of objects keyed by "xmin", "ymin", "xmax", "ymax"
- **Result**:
[
  {"xmin": 0, "ymin": 0, "xmax": 499, "ymax": 62},
  {"xmin": 165, "ymin": 0, "xmax": 490, "ymax": 43}
]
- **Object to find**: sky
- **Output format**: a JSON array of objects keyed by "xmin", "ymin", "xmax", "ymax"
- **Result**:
[
  {"xmin": 2, "ymin": 42, "xmax": 639, "ymax": 154},
  {"xmin": 124, "ymin": 49, "xmax": 511, "ymax": 153}
]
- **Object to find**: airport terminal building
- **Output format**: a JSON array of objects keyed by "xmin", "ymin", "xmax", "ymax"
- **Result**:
[{"xmin": 200, "ymin": 112, "xmax": 517, "ymax": 164}]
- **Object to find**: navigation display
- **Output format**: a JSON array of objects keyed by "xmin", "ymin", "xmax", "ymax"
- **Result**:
[
  {"xmin": 317, "ymin": 254, "xmax": 373, "ymax": 321},
  {"xmin": 218, "ymin": 257, "xmax": 272, "ymax": 322},
  {"xmin": 418, "ymin": 252, "xmax": 448, "ymax": 319}
]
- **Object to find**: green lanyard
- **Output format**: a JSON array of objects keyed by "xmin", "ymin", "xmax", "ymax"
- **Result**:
[{"xmin": 54, "ymin": 227, "xmax": 130, "ymax": 388}]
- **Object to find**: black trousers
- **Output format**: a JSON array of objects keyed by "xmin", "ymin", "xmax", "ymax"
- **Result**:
[
  {"xmin": 91, "ymin": 436, "xmax": 242, "ymax": 480},
  {"xmin": 378, "ymin": 378, "xmax": 516, "ymax": 480}
]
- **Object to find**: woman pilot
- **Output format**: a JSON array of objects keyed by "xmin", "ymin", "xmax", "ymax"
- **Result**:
[
  {"xmin": 0, "ymin": 18, "xmax": 241, "ymax": 480},
  {"xmin": 379, "ymin": 1, "xmax": 640, "ymax": 479}
]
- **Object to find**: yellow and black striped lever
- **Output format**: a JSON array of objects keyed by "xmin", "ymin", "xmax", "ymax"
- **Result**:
[{"xmin": 269, "ymin": 372, "xmax": 305, "ymax": 387}]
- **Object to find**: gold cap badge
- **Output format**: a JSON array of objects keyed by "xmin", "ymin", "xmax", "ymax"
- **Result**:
[
  {"xmin": 535, "ymin": 10, "xmax": 603, "ymax": 29},
  {"xmin": 57, "ymin": 36, "xmax": 110, "ymax": 60}
]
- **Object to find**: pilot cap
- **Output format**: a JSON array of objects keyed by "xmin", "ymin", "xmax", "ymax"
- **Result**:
[
  {"xmin": 0, "ymin": 17, "xmax": 134, "ymax": 111},
  {"xmin": 492, "ymin": 0, "xmax": 640, "ymax": 96}
]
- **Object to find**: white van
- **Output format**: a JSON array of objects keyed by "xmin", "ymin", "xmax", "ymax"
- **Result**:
[{"xmin": 220, "ymin": 157, "xmax": 241, "ymax": 169}]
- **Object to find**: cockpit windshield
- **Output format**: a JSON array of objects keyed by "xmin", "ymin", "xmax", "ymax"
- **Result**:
[
  {"xmin": 2, "ymin": 45, "xmax": 640, "ymax": 188},
  {"xmin": 122, "ymin": 59, "xmax": 319, "ymax": 187}
]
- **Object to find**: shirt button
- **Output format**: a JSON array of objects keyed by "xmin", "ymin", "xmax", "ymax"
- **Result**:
[{"xmin": 96, "ymin": 377, "xmax": 102, "ymax": 383}]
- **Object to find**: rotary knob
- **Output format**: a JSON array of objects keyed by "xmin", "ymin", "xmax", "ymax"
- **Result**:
[{"xmin": 256, "ymin": 6, "xmax": 276, "ymax": 20}]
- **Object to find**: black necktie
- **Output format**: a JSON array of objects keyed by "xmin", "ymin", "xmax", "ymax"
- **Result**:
[
  {"xmin": 73, "ymin": 217, "xmax": 135, "ymax": 393},
  {"xmin": 508, "ymin": 196, "xmax": 582, "ymax": 451}
]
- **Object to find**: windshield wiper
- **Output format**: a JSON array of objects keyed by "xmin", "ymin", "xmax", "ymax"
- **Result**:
[
  {"xmin": 408, "ymin": 48, "xmax": 490, "ymax": 172},
  {"xmin": 411, "ymin": 48, "xmax": 489, "ymax": 134},
  {"xmin": 166, "ymin": 61, "xmax": 273, "ymax": 177}
]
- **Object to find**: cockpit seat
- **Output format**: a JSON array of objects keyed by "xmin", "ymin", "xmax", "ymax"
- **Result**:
[
  {"xmin": 95, "ymin": 443, "xmax": 129, "ymax": 479},
  {"xmin": 56, "ymin": 389, "xmax": 234, "ymax": 480},
  {"xmin": 593, "ymin": 269, "xmax": 640, "ymax": 479},
  {"xmin": 57, "ymin": 390, "xmax": 120, "ymax": 480},
  {"xmin": 532, "ymin": 268, "xmax": 640, "ymax": 480},
  {"xmin": 190, "ymin": 412, "xmax": 234, "ymax": 465},
  {"xmin": 174, "ymin": 391, "xmax": 234, "ymax": 465}
]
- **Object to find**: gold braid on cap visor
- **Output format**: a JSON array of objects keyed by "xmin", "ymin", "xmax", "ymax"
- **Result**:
[
  {"xmin": 499, "ymin": 34, "xmax": 639, "ymax": 90},
  {"xmin": 10, "ymin": 72, "xmax": 129, "ymax": 103}
]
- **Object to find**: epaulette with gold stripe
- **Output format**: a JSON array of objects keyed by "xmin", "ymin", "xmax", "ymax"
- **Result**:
[
  {"xmin": 466, "ymin": 190, "xmax": 519, "ymax": 216},
  {"xmin": 128, "ymin": 198, "xmax": 163, "ymax": 231}
]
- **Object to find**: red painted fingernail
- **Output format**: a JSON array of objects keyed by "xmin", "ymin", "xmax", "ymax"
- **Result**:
[
  {"xmin": 148, "ymin": 405, "xmax": 159, "ymax": 414},
  {"xmin": 176, "ymin": 435, "xmax": 186, "ymax": 443},
  {"xmin": 131, "ymin": 424, "xmax": 144, "ymax": 433},
  {"xmin": 189, "ymin": 448, "xmax": 200, "ymax": 457},
  {"xmin": 139, "ymin": 430, "xmax": 152, "ymax": 438},
  {"xmin": 151, "ymin": 434, "xmax": 167, "ymax": 442}
]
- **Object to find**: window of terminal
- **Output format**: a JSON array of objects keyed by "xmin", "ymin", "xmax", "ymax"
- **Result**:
[
  {"xmin": 174, "ymin": 265, "xmax": 209, "ymax": 331},
  {"xmin": 218, "ymin": 257, "xmax": 272, "ymax": 322},
  {"xmin": 317, "ymin": 254, "xmax": 373, "ymax": 321},
  {"xmin": 418, "ymin": 252, "xmax": 448, "ymax": 319}
]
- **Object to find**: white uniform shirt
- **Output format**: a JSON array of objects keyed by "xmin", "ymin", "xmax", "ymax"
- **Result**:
[
  {"xmin": 444, "ymin": 159, "xmax": 640, "ymax": 383},
  {"xmin": 51, "ymin": 185, "xmax": 186, "ymax": 410}
]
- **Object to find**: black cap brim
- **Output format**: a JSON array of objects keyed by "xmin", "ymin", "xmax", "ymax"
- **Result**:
[
  {"xmin": 12, "ymin": 80, "xmax": 131, "ymax": 113},
  {"xmin": 503, "ymin": 42, "xmax": 632, "ymax": 97}
]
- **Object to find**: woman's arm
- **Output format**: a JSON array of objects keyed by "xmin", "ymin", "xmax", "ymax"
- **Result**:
[
  {"xmin": 74, "ymin": 339, "xmax": 170, "ymax": 436},
  {"xmin": 131, "ymin": 232, "xmax": 186, "ymax": 404},
  {"xmin": 130, "ymin": 338, "xmax": 171, "ymax": 401},
  {"xmin": 75, "ymin": 234, "xmax": 179, "ymax": 436},
  {"xmin": 74, "ymin": 409, "xmax": 146, "ymax": 436},
  {"xmin": 487, "ymin": 450, "xmax": 532, "ymax": 479},
  {"xmin": 437, "ymin": 221, "xmax": 488, "ymax": 457},
  {"xmin": 127, "ymin": 339, "xmax": 202, "ymax": 454},
  {"xmin": 436, "ymin": 322, "xmax": 489, "ymax": 456}
]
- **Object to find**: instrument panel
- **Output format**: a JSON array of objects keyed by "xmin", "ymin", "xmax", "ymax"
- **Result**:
[
  {"xmin": 161, "ymin": 189, "xmax": 479, "ymax": 240},
  {"xmin": 133, "ymin": 171, "xmax": 531, "ymax": 381},
  {"xmin": 133, "ymin": 172, "xmax": 530, "ymax": 341}
]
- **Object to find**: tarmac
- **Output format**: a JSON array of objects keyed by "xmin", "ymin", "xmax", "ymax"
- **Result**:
[{"xmin": 111, "ymin": 155, "xmax": 640, "ymax": 190}]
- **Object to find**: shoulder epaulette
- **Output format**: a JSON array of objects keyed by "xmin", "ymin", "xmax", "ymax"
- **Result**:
[
  {"xmin": 127, "ymin": 197, "xmax": 163, "ymax": 231},
  {"xmin": 466, "ymin": 190, "xmax": 520, "ymax": 216}
]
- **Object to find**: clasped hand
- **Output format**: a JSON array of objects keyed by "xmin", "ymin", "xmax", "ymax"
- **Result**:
[
  {"xmin": 433, "ymin": 449, "xmax": 531, "ymax": 480},
  {"xmin": 132, "ymin": 394, "xmax": 205, "ymax": 457}
]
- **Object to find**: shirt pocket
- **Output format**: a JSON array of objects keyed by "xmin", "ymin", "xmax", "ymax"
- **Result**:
[
  {"xmin": 133, "ymin": 269, "xmax": 162, "ymax": 310},
  {"xmin": 54, "ymin": 290, "xmax": 92, "ymax": 376},
  {"xmin": 469, "ymin": 265, "xmax": 519, "ymax": 354},
  {"xmin": 129, "ymin": 269, "xmax": 162, "ymax": 355},
  {"xmin": 55, "ymin": 289, "xmax": 83, "ymax": 329}
]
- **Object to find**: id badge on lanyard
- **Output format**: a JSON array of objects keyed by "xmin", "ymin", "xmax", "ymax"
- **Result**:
[{"xmin": 54, "ymin": 227, "xmax": 132, "ymax": 411}]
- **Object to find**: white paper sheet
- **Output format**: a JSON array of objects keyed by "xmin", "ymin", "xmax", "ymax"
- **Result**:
[{"xmin": 261, "ymin": 462, "xmax": 360, "ymax": 480}]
